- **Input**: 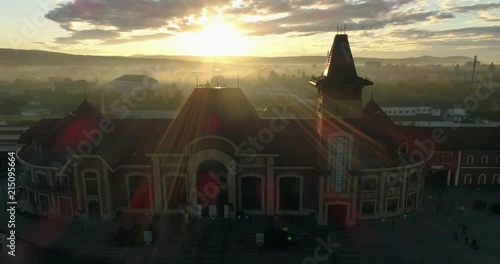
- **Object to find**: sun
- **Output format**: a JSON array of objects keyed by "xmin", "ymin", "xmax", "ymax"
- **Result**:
[{"xmin": 181, "ymin": 22, "xmax": 248, "ymax": 56}]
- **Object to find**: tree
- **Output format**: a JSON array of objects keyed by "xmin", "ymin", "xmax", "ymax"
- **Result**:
[{"xmin": 488, "ymin": 62, "xmax": 495, "ymax": 73}]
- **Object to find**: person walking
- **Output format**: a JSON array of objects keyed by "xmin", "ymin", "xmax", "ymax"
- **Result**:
[
  {"xmin": 462, "ymin": 225, "xmax": 467, "ymax": 235},
  {"xmin": 464, "ymin": 236, "xmax": 469, "ymax": 246},
  {"xmin": 471, "ymin": 238, "xmax": 477, "ymax": 249},
  {"xmin": 331, "ymin": 249, "xmax": 337, "ymax": 263}
]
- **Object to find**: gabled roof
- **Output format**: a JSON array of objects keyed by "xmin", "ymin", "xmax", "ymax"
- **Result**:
[
  {"xmin": 362, "ymin": 99, "xmax": 395, "ymax": 126},
  {"xmin": 70, "ymin": 99, "xmax": 105, "ymax": 117},
  {"xmin": 310, "ymin": 34, "xmax": 373, "ymax": 87}
]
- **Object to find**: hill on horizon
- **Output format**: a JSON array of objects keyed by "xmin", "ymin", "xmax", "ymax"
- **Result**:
[{"xmin": 0, "ymin": 48, "xmax": 476, "ymax": 66}]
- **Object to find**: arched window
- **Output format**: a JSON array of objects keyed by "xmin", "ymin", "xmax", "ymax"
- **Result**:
[
  {"xmin": 164, "ymin": 175, "xmax": 187, "ymax": 211},
  {"xmin": 240, "ymin": 176, "xmax": 263, "ymax": 210},
  {"xmin": 127, "ymin": 175, "xmax": 150, "ymax": 209},
  {"xmin": 493, "ymin": 174, "xmax": 500, "ymax": 184},
  {"xmin": 463, "ymin": 174, "xmax": 472, "ymax": 185},
  {"xmin": 481, "ymin": 155, "xmax": 488, "ymax": 164},
  {"xmin": 278, "ymin": 176, "xmax": 302, "ymax": 211},
  {"xmin": 496, "ymin": 156, "xmax": 500, "ymax": 164},
  {"xmin": 398, "ymin": 143, "xmax": 409, "ymax": 155},
  {"xmin": 466, "ymin": 156, "xmax": 474, "ymax": 164},
  {"xmin": 329, "ymin": 134, "xmax": 351, "ymax": 192},
  {"xmin": 478, "ymin": 174, "xmax": 486, "ymax": 184}
]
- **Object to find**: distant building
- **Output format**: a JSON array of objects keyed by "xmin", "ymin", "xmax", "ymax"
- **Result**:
[
  {"xmin": 109, "ymin": 74, "xmax": 159, "ymax": 95},
  {"xmin": 382, "ymin": 105, "xmax": 468, "ymax": 126},
  {"xmin": 365, "ymin": 61, "xmax": 381, "ymax": 70},
  {"xmin": 53, "ymin": 78, "xmax": 97, "ymax": 93}
]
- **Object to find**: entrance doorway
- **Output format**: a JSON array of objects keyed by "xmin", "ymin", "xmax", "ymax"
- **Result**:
[
  {"xmin": 327, "ymin": 204, "xmax": 347, "ymax": 227},
  {"xmin": 197, "ymin": 160, "xmax": 229, "ymax": 218},
  {"xmin": 87, "ymin": 198, "xmax": 100, "ymax": 219}
]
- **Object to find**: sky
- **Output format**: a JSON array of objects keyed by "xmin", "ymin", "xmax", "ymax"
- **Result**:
[{"xmin": 1, "ymin": 0, "xmax": 499, "ymax": 60}]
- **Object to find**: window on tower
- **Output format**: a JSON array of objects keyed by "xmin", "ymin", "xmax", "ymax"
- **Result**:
[{"xmin": 329, "ymin": 135, "xmax": 351, "ymax": 192}]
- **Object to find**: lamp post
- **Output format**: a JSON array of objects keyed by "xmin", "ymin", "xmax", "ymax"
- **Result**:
[
  {"xmin": 228, "ymin": 203, "xmax": 233, "ymax": 229},
  {"xmin": 76, "ymin": 209, "xmax": 85, "ymax": 232},
  {"xmin": 391, "ymin": 208, "xmax": 395, "ymax": 230}
]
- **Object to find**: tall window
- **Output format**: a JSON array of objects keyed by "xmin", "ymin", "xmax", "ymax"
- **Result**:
[
  {"xmin": 464, "ymin": 174, "xmax": 472, "ymax": 184},
  {"xmin": 59, "ymin": 197, "xmax": 73, "ymax": 216},
  {"xmin": 466, "ymin": 155, "xmax": 474, "ymax": 164},
  {"xmin": 478, "ymin": 174, "xmax": 486, "ymax": 184},
  {"xmin": 481, "ymin": 155, "xmax": 488, "ymax": 164},
  {"xmin": 241, "ymin": 176, "xmax": 262, "ymax": 210},
  {"xmin": 408, "ymin": 169, "xmax": 418, "ymax": 184},
  {"xmin": 279, "ymin": 177, "xmax": 300, "ymax": 210},
  {"xmin": 493, "ymin": 174, "xmax": 500, "ymax": 184},
  {"xmin": 362, "ymin": 178, "xmax": 377, "ymax": 190},
  {"xmin": 330, "ymin": 135, "xmax": 350, "ymax": 192},
  {"xmin": 128, "ymin": 176, "xmax": 150, "ymax": 209},
  {"xmin": 361, "ymin": 201, "xmax": 375, "ymax": 215},
  {"xmin": 84, "ymin": 172, "xmax": 99, "ymax": 196},
  {"xmin": 496, "ymin": 156, "xmax": 500, "ymax": 164},
  {"xmin": 386, "ymin": 198, "xmax": 398, "ymax": 212}
]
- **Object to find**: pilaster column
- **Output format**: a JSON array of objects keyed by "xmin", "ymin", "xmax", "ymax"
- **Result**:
[
  {"xmin": 152, "ymin": 157, "xmax": 162, "ymax": 214},
  {"xmin": 378, "ymin": 173, "xmax": 386, "ymax": 213},
  {"xmin": 350, "ymin": 175, "xmax": 358, "ymax": 223},
  {"xmin": 102, "ymin": 162, "xmax": 112, "ymax": 220},
  {"xmin": 266, "ymin": 157, "xmax": 275, "ymax": 215}
]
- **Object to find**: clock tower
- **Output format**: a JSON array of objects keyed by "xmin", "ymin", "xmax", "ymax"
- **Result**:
[{"xmin": 310, "ymin": 33, "xmax": 373, "ymax": 167}]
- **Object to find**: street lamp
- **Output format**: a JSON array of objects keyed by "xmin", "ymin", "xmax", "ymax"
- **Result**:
[
  {"xmin": 389, "ymin": 207, "xmax": 396, "ymax": 230},
  {"xmin": 76, "ymin": 209, "xmax": 85, "ymax": 232}
]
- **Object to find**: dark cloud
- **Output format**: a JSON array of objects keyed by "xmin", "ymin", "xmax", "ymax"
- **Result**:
[
  {"xmin": 104, "ymin": 33, "xmax": 172, "ymax": 44},
  {"xmin": 390, "ymin": 25, "xmax": 500, "ymax": 40},
  {"xmin": 41, "ymin": 0, "xmax": 475, "ymax": 46},
  {"xmin": 451, "ymin": 3, "xmax": 500, "ymax": 13},
  {"xmin": 46, "ymin": 0, "xmax": 232, "ymax": 31},
  {"xmin": 55, "ymin": 29, "xmax": 120, "ymax": 44}
]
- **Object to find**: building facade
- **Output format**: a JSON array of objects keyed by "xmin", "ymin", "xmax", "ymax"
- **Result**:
[{"xmin": 17, "ymin": 34, "xmax": 433, "ymax": 226}]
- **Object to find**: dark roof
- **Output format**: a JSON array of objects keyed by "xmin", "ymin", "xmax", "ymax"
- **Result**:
[
  {"xmin": 71, "ymin": 99, "xmax": 105, "ymax": 117},
  {"xmin": 401, "ymin": 126, "xmax": 500, "ymax": 150},
  {"xmin": 362, "ymin": 99, "xmax": 395, "ymax": 126},
  {"xmin": 310, "ymin": 34, "xmax": 373, "ymax": 87},
  {"xmin": 113, "ymin": 74, "xmax": 157, "ymax": 83},
  {"xmin": 156, "ymin": 88, "xmax": 260, "ymax": 153}
]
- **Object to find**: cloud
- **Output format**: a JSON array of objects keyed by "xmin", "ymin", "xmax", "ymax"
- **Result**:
[
  {"xmin": 451, "ymin": 3, "xmax": 500, "ymax": 13},
  {"xmin": 55, "ymin": 29, "xmax": 120, "ymax": 44}
]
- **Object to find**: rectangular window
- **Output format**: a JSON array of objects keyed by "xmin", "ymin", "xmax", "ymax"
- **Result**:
[
  {"xmin": 386, "ymin": 198, "xmax": 398, "ymax": 211},
  {"xmin": 407, "ymin": 193, "xmax": 416, "ymax": 208},
  {"xmin": 409, "ymin": 170, "xmax": 418, "ymax": 184},
  {"xmin": 39, "ymin": 194, "xmax": 50, "ymax": 213},
  {"xmin": 59, "ymin": 197, "xmax": 73, "ymax": 216},
  {"xmin": 362, "ymin": 178, "xmax": 377, "ymax": 190},
  {"xmin": 361, "ymin": 201, "xmax": 375, "ymax": 215}
]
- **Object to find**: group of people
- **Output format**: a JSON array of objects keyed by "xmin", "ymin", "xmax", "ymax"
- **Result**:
[{"xmin": 454, "ymin": 225, "xmax": 479, "ymax": 250}]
